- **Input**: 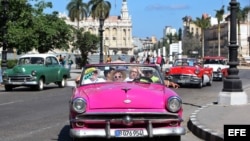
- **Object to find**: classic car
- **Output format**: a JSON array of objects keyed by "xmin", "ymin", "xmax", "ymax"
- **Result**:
[
  {"xmin": 2, "ymin": 54, "xmax": 70, "ymax": 91},
  {"xmin": 203, "ymin": 56, "xmax": 229, "ymax": 81},
  {"xmin": 69, "ymin": 63, "xmax": 186, "ymax": 141},
  {"xmin": 165, "ymin": 58, "xmax": 213, "ymax": 88}
]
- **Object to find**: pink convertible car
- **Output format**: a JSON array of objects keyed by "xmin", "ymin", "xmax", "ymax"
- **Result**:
[{"xmin": 69, "ymin": 63, "xmax": 185, "ymax": 141}]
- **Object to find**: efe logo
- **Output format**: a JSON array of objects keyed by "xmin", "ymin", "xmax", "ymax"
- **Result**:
[{"xmin": 224, "ymin": 125, "xmax": 250, "ymax": 140}]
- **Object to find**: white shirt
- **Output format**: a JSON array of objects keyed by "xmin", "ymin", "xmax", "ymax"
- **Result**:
[
  {"xmin": 125, "ymin": 77, "xmax": 134, "ymax": 81},
  {"xmin": 84, "ymin": 78, "xmax": 106, "ymax": 84}
]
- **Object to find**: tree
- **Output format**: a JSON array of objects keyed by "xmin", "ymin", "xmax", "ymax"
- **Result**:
[
  {"xmin": 6, "ymin": 0, "xmax": 35, "ymax": 53},
  {"xmin": 5, "ymin": 0, "xmax": 74, "ymax": 54},
  {"xmin": 215, "ymin": 5, "xmax": 225, "ymax": 56},
  {"xmin": 178, "ymin": 28, "xmax": 182, "ymax": 41},
  {"xmin": 88, "ymin": 0, "xmax": 111, "ymax": 63},
  {"xmin": 33, "ymin": 12, "xmax": 73, "ymax": 53},
  {"xmin": 88, "ymin": 0, "xmax": 111, "ymax": 20},
  {"xmin": 72, "ymin": 30, "xmax": 99, "ymax": 67},
  {"xmin": 66, "ymin": 0, "xmax": 88, "ymax": 30},
  {"xmin": 194, "ymin": 14, "xmax": 211, "ymax": 58}
]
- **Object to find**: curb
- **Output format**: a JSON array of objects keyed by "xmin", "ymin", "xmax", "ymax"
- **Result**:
[{"xmin": 187, "ymin": 103, "xmax": 224, "ymax": 141}]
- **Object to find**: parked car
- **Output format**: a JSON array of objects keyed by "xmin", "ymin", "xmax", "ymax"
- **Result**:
[
  {"xmin": 165, "ymin": 58, "xmax": 213, "ymax": 88},
  {"xmin": 203, "ymin": 56, "xmax": 229, "ymax": 81},
  {"xmin": 69, "ymin": 63, "xmax": 186, "ymax": 141},
  {"xmin": 2, "ymin": 54, "xmax": 70, "ymax": 91}
]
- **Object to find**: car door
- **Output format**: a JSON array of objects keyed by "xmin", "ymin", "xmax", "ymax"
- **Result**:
[
  {"xmin": 45, "ymin": 57, "xmax": 57, "ymax": 83},
  {"xmin": 50, "ymin": 56, "xmax": 62, "ymax": 81}
]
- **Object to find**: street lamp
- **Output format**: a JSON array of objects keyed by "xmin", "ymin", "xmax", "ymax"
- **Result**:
[
  {"xmin": 99, "ymin": 18, "xmax": 105, "ymax": 63},
  {"xmin": 1, "ymin": 0, "xmax": 9, "ymax": 72},
  {"xmin": 219, "ymin": 0, "xmax": 247, "ymax": 105}
]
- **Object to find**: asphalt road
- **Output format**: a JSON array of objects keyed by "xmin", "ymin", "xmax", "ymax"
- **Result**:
[{"xmin": 0, "ymin": 68, "xmax": 249, "ymax": 141}]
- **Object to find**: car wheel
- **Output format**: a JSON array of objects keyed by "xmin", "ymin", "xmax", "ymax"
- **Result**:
[
  {"xmin": 58, "ymin": 77, "xmax": 66, "ymax": 88},
  {"xmin": 197, "ymin": 79, "xmax": 203, "ymax": 88},
  {"xmin": 5, "ymin": 85, "xmax": 13, "ymax": 91},
  {"xmin": 36, "ymin": 78, "xmax": 44, "ymax": 91},
  {"xmin": 207, "ymin": 76, "xmax": 213, "ymax": 86}
]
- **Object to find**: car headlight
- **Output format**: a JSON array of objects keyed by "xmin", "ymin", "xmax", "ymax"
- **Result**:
[
  {"xmin": 31, "ymin": 70, "xmax": 37, "ymax": 76},
  {"xmin": 217, "ymin": 67, "xmax": 221, "ymax": 72},
  {"xmin": 166, "ymin": 97, "xmax": 182, "ymax": 113},
  {"xmin": 194, "ymin": 69, "xmax": 200, "ymax": 74},
  {"xmin": 165, "ymin": 68, "xmax": 170, "ymax": 73},
  {"xmin": 72, "ymin": 98, "xmax": 87, "ymax": 113}
]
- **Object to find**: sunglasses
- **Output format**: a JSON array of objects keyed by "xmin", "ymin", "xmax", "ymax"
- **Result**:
[{"xmin": 114, "ymin": 75, "xmax": 122, "ymax": 79}]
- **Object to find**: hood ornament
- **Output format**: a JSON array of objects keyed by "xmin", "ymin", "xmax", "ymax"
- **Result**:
[
  {"xmin": 121, "ymin": 87, "xmax": 131, "ymax": 93},
  {"xmin": 124, "ymin": 99, "xmax": 131, "ymax": 104}
]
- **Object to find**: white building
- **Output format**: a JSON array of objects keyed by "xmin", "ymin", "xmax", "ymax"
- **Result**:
[{"xmin": 61, "ymin": 0, "xmax": 133, "ymax": 55}]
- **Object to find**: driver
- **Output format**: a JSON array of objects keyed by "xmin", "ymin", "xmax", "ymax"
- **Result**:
[
  {"xmin": 125, "ymin": 66, "xmax": 143, "ymax": 81},
  {"xmin": 144, "ymin": 70, "xmax": 160, "ymax": 83}
]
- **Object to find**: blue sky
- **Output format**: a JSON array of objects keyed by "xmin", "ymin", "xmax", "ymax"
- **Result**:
[{"xmin": 44, "ymin": 0, "xmax": 250, "ymax": 39}]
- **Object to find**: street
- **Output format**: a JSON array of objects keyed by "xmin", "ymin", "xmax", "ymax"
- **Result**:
[{"xmin": 0, "ymin": 68, "xmax": 250, "ymax": 141}]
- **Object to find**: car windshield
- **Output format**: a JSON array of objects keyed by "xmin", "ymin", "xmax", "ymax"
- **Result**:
[
  {"xmin": 79, "ymin": 64, "xmax": 164, "ymax": 85},
  {"xmin": 18, "ymin": 57, "xmax": 45, "ymax": 65},
  {"xmin": 203, "ymin": 59, "xmax": 225, "ymax": 65},
  {"xmin": 173, "ymin": 58, "xmax": 198, "ymax": 67}
]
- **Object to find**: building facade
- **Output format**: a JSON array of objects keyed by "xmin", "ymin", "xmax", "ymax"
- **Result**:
[{"xmin": 62, "ymin": 0, "xmax": 133, "ymax": 55}]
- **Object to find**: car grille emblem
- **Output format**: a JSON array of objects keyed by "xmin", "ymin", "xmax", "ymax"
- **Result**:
[{"xmin": 124, "ymin": 99, "xmax": 131, "ymax": 104}]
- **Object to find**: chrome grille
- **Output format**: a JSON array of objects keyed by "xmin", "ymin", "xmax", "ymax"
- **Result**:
[
  {"xmin": 8, "ymin": 75, "xmax": 33, "ymax": 82},
  {"xmin": 171, "ymin": 75, "xmax": 191, "ymax": 80}
]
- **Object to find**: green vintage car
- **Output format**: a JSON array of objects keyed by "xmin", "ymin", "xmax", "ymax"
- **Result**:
[{"xmin": 2, "ymin": 54, "xmax": 71, "ymax": 91}]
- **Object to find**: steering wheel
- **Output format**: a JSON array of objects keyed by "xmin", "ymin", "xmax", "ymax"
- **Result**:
[{"xmin": 133, "ymin": 76, "xmax": 153, "ymax": 83}]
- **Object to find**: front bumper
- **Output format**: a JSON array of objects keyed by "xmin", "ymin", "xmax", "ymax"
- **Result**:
[
  {"xmin": 70, "ymin": 112, "xmax": 186, "ymax": 138},
  {"xmin": 3, "ymin": 75, "xmax": 38, "ymax": 85},
  {"xmin": 169, "ymin": 75, "xmax": 202, "ymax": 85},
  {"xmin": 70, "ymin": 126, "xmax": 186, "ymax": 138},
  {"xmin": 213, "ymin": 72, "xmax": 223, "ymax": 79}
]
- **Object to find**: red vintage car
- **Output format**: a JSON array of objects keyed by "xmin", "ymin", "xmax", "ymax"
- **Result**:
[
  {"xmin": 69, "ymin": 63, "xmax": 186, "ymax": 141},
  {"xmin": 203, "ymin": 56, "xmax": 229, "ymax": 81},
  {"xmin": 165, "ymin": 58, "xmax": 213, "ymax": 88}
]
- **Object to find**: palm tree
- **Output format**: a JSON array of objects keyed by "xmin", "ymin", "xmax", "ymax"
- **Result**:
[
  {"xmin": 215, "ymin": 5, "xmax": 225, "ymax": 56},
  {"xmin": 88, "ymin": 0, "xmax": 111, "ymax": 63},
  {"xmin": 236, "ymin": 5, "xmax": 250, "ymax": 56},
  {"xmin": 66, "ymin": 0, "xmax": 88, "ymax": 30},
  {"xmin": 194, "ymin": 14, "xmax": 211, "ymax": 58}
]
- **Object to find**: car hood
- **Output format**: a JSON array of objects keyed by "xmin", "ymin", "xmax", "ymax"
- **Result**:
[
  {"xmin": 6, "ymin": 65, "xmax": 42, "ymax": 74},
  {"xmin": 77, "ymin": 83, "xmax": 176, "ymax": 109},
  {"xmin": 203, "ymin": 64, "xmax": 229, "ymax": 71},
  {"xmin": 169, "ymin": 66, "xmax": 197, "ymax": 74}
]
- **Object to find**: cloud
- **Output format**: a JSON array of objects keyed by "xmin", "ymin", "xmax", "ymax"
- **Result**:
[{"xmin": 145, "ymin": 4, "xmax": 190, "ymax": 11}]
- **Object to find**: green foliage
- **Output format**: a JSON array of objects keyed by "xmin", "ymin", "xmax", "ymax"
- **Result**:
[
  {"xmin": 72, "ymin": 30, "xmax": 99, "ymax": 67},
  {"xmin": 88, "ymin": 0, "xmax": 111, "ymax": 20},
  {"xmin": 7, "ymin": 59, "xmax": 18, "ymax": 69},
  {"xmin": 0, "ymin": 0, "xmax": 74, "ymax": 54},
  {"xmin": 66, "ymin": 0, "xmax": 88, "ymax": 29}
]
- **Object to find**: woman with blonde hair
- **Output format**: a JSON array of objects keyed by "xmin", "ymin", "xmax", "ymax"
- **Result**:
[{"xmin": 112, "ymin": 70, "xmax": 126, "ymax": 82}]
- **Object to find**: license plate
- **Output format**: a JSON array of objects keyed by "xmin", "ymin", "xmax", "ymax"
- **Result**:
[
  {"xmin": 178, "ymin": 79, "xmax": 185, "ymax": 83},
  {"xmin": 115, "ymin": 129, "xmax": 144, "ymax": 137}
]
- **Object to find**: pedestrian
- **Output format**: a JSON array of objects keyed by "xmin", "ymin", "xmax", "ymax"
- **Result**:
[
  {"xmin": 130, "ymin": 56, "xmax": 135, "ymax": 63},
  {"xmin": 68, "ymin": 57, "xmax": 74, "ymax": 71},
  {"xmin": 61, "ymin": 56, "xmax": 66, "ymax": 67},
  {"xmin": 106, "ymin": 55, "xmax": 112, "ymax": 63},
  {"xmin": 0, "ymin": 68, "xmax": 3, "ymax": 86},
  {"xmin": 58, "ymin": 54, "xmax": 63, "ymax": 65},
  {"xmin": 160, "ymin": 55, "xmax": 165, "ymax": 71}
]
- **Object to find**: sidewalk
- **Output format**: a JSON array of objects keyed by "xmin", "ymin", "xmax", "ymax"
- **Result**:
[{"xmin": 188, "ymin": 86, "xmax": 250, "ymax": 141}]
